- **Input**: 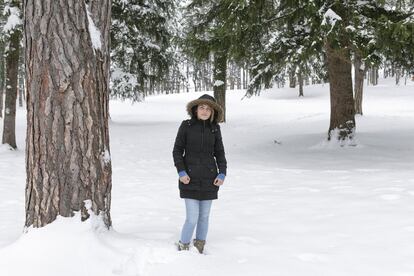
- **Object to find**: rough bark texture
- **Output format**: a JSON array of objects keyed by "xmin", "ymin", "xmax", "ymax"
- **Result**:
[
  {"xmin": 2, "ymin": 14, "xmax": 21, "ymax": 149},
  {"xmin": 325, "ymin": 42, "xmax": 355, "ymax": 141},
  {"xmin": 25, "ymin": 0, "xmax": 112, "ymax": 228},
  {"xmin": 354, "ymin": 53, "xmax": 366, "ymax": 115},
  {"xmin": 213, "ymin": 49, "xmax": 227, "ymax": 123},
  {"xmin": 0, "ymin": 40, "xmax": 5, "ymax": 118}
]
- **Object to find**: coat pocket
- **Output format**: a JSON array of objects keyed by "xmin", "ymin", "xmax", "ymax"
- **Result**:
[
  {"xmin": 179, "ymin": 179, "xmax": 200, "ymax": 191},
  {"xmin": 205, "ymin": 166, "xmax": 218, "ymax": 179}
]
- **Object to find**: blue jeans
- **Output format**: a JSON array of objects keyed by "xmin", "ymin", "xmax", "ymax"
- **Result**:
[{"xmin": 180, "ymin": 199, "xmax": 213, "ymax": 244}]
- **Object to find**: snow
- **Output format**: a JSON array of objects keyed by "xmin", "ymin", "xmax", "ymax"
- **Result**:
[
  {"xmin": 345, "ymin": 25, "xmax": 356, "ymax": 32},
  {"xmin": 2, "ymin": 6, "xmax": 22, "ymax": 33},
  {"xmin": 213, "ymin": 80, "xmax": 225, "ymax": 87},
  {"xmin": 323, "ymin": 9, "xmax": 342, "ymax": 23},
  {"xmin": 102, "ymin": 149, "xmax": 111, "ymax": 165},
  {"xmin": 1, "ymin": 78, "xmax": 414, "ymax": 276},
  {"xmin": 86, "ymin": 4, "xmax": 102, "ymax": 51},
  {"xmin": 321, "ymin": 8, "xmax": 342, "ymax": 34}
]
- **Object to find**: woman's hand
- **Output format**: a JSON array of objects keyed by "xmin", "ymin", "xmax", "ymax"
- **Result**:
[
  {"xmin": 180, "ymin": 175, "xmax": 191, "ymax": 184},
  {"xmin": 213, "ymin": 178, "xmax": 224, "ymax": 186}
]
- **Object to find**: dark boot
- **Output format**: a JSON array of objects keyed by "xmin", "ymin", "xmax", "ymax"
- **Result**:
[
  {"xmin": 177, "ymin": 241, "xmax": 190, "ymax": 251},
  {"xmin": 193, "ymin": 239, "xmax": 206, "ymax": 254}
]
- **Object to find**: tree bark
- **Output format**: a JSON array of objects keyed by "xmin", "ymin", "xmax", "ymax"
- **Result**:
[
  {"xmin": 298, "ymin": 67, "xmax": 304, "ymax": 97},
  {"xmin": 25, "ymin": 0, "xmax": 112, "ymax": 228},
  {"xmin": 0, "ymin": 40, "xmax": 5, "ymax": 118},
  {"xmin": 289, "ymin": 67, "xmax": 296, "ymax": 88},
  {"xmin": 2, "ymin": 3, "xmax": 21, "ymax": 149},
  {"xmin": 325, "ymin": 42, "xmax": 355, "ymax": 141},
  {"xmin": 354, "ymin": 53, "xmax": 366, "ymax": 115},
  {"xmin": 213, "ymin": 48, "xmax": 227, "ymax": 122}
]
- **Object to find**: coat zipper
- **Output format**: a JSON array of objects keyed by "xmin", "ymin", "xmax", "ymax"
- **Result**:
[{"xmin": 201, "ymin": 120, "xmax": 205, "ymax": 150}]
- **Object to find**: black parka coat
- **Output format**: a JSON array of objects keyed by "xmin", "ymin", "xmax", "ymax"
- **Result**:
[{"xmin": 173, "ymin": 117, "xmax": 227, "ymax": 200}]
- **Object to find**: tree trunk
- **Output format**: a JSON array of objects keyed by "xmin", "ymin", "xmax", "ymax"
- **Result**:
[
  {"xmin": 18, "ymin": 68, "xmax": 24, "ymax": 107},
  {"xmin": 369, "ymin": 67, "xmax": 378, "ymax": 85},
  {"xmin": 213, "ymin": 49, "xmax": 227, "ymax": 122},
  {"xmin": 242, "ymin": 65, "xmax": 247, "ymax": 90},
  {"xmin": 186, "ymin": 61, "xmax": 190, "ymax": 92},
  {"xmin": 289, "ymin": 67, "xmax": 296, "ymax": 88},
  {"xmin": 395, "ymin": 67, "xmax": 401, "ymax": 85},
  {"xmin": 0, "ymin": 40, "xmax": 5, "ymax": 118},
  {"xmin": 354, "ymin": 53, "xmax": 366, "ymax": 115},
  {"xmin": 2, "ymin": 6, "xmax": 21, "ymax": 149},
  {"xmin": 298, "ymin": 67, "xmax": 304, "ymax": 97},
  {"xmin": 325, "ymin": 42, "xmax": 355, "ymax": 141},
  {"xmin": 229, "ymin": 62, "xmax": 235, "ymax": 90},
  {"xmin": 25, "ymin": 0, "xmax": 112, "ymax": 228},
  {"xmin": 236, "ymin": 66, "xmax": 241, "ymax": 89},
  {"xmin": 193, "ymin": 62, "xmax": 200, "ymax": 92}
]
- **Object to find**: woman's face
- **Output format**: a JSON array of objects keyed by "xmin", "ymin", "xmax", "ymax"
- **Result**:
[{"xmin": 196, "ymin": 104, "xmax": 212, "ymax": 121}]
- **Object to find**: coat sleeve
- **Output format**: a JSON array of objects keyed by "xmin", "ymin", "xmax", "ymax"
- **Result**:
[
  {"xmin": 172, "ymin": 121, "xmax": 187, "ymax": 173},
  {"xmin": 214, "ymin": 124, "xmax": 227, "ymax": 175}
]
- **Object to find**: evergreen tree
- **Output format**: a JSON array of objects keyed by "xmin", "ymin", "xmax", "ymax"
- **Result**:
[
  {"xmin": 1, "ymin": 0, "xmax": 22, "ymax": 149},
  {"xmin": 181, "ymin": 0, "xmax": 257, "ymax": 122},
  {"xmin": 376, "ymin": 4, "xmax": 414, "ymax": 73},
  {"xmin": 111, "ymin": 0, "xmax": 177, "ymax": 101},
  {"xmin": 244, "ymin": 0, "xmax": 414, "ymax": 142}
]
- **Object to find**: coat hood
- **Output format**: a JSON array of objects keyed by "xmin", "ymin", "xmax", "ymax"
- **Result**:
[{"xmin": 186, "ymin": 94, "xmax": 224, "ymax": 123}]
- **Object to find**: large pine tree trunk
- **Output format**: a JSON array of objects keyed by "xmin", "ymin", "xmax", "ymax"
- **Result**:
[
  {"xmin": 354, "ymin": 53, "xmax": 366, "ymax": 115},
  {"xmin": 2, "ymin": 13, "xmax": 21, "ymax": 149},
  {"xmin": 213, "ymin": 49, "xmax": 227, "ymax": 122},
  {"xmin": 25, "ymin": 0, "xmax": 112, "ymax": 228},
  {"xmin": 325, "ymin": 42, "xmax": 355, "ymax": 141},
  {"xmin": 0, "ymin": 40, "xmax": 4, "ymax": 118}
]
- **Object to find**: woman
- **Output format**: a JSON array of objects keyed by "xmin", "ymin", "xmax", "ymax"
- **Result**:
[{"xmin": 172, "ymin": 94, "xmax": 227, "ymax": 254}]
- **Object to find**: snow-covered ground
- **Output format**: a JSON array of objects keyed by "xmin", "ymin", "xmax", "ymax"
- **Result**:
[{"xmin": 0, "ymin": 78, "xmax": 414, "ymax": 276}]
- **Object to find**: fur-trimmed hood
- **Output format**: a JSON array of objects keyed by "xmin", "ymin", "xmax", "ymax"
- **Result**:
[{"xmin": 186, "ymin": 94, "xmax": 224, "ymax": 123}]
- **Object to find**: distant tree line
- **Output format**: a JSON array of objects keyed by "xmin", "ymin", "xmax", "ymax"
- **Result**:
[{"xmin": 1, "ymin": 0, "xmax": 414, "ymax": 149}]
